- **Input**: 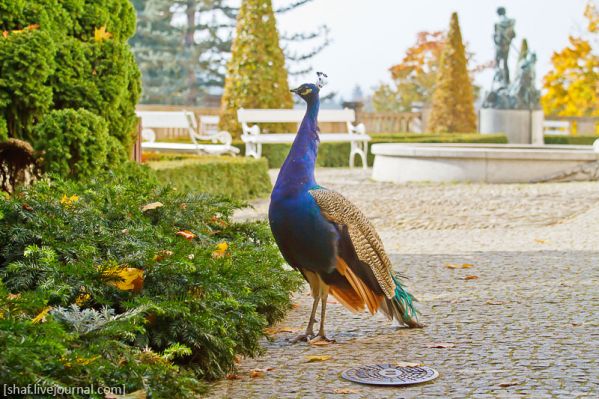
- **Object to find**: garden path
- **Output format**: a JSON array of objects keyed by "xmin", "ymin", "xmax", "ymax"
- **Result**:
[{"xmin": 211, "ymin": 169, "xmax": 599, "ymax": 398}]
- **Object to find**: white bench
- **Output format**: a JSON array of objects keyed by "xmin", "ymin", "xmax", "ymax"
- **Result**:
[
  {"xmin": 137, "ymin": 111, "xmax": 239, "ymax": 155},
  {"xmin": 543, "ymin": 120, "xmax": 570, "ymax": 135},
  {"xmin": 237, "ymin": 108, "xmax": 370, "ymax": 168}
]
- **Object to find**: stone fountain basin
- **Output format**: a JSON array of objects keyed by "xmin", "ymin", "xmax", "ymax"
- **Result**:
[{"xmin": 371, "ymin": 143, "xmax": 599, "ymax": 183}]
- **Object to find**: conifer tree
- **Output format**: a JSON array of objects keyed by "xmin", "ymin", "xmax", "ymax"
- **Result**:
[
  {"xmin": 218, "ymin": 0, "xmax": 292, "ymax": 136},
  {"xmin": 428, "ymin": 12, "xmax": 477, "ymax": 133}
]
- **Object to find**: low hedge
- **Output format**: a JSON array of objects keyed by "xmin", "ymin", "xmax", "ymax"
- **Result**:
[
  {"xmin": 544, "ymin": 135, "xmax": 599, "ymax": 145},
  {"xmin": 233, "ymin": 133, "xmax": 508, "ymax": 168},
  {"xmin": 0, "ymin": 164, "xmax": 301, "ymax": 396},
  {"xmin": 146, "ymin": 155, "xmax": 272, "ymax": 200}
]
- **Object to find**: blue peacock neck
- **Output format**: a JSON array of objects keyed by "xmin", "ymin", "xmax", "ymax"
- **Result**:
[{"xmin": 272, "ymin": 97, "xmax": 320, "ymax": 198}]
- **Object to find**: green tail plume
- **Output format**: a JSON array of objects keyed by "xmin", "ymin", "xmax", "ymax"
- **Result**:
[{"xmin": 392, "ymin": 274, "xmax": 419, "ymax": 320}]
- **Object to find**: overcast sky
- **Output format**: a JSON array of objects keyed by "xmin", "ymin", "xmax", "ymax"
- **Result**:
[{"xmin": 276, "ymin": 0, "xmax": 592, "ymax": 99}]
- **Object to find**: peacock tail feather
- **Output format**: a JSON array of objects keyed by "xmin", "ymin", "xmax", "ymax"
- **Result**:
[{"xmin": 392, "ymin": 274, "xmax": 419, "ymax": 320}]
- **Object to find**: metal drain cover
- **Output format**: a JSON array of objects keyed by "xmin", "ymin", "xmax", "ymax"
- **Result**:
[{"xmin": 341, "ymin": 364, "xmax": 438, "ymax": 386}]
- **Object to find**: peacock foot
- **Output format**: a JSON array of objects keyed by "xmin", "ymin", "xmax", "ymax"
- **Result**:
[
  {"xmin": 290, "ymin": 333, "xmax": 314, "ymax": 343},
  {"xmin": 309, "ymin": 335, "xmax": 335, "ymax": 344}
]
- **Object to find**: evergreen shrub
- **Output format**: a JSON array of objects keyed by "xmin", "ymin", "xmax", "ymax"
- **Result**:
[
  {"xmin": 33, "ymin": 109, "xmax": 118, "ymax": 178},
  {"xmin": 0, "ymin": 163, "xmax": 301, "ymax": 394}
]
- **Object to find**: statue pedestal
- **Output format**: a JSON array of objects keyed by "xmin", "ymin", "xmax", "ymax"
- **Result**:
[{"xmin": 479, "ymin": 109, "xmax": 544, "ymax": 144}]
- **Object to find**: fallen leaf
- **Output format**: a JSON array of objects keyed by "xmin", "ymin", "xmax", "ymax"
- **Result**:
[
  {"xmin": 179, "ymin": 203, "xmax": 188, "ymax": 210},
  {"xmin": 292, "ymin": 303, "xmax": 300, "ymax": 309},
  {"xmin": 305, "ymin": 355, "xmax": 331, "ymax": 362},
  {"xmin": 486, "ymin": 300, "xmax": 506, "ymax": 305},
  {"xmin": 426, "ymin": 342, "xmax": 455, "ymax": 348},
  {"xmin": 332, "ymin": 388, "xmax": 358, "ymax": 394},
  {"xmin": 2, "ymin": 31, "xmax": 7, "ymax": 38},
  {"xmin": 141, "ymin": 202, "xmax": 163, "ymax": 212},
  {"xmin": 226, "ymin": 374, "xmax": 243, "ymax": 380},
  {"xmin": 396, "ymin": 361, "xmax": 422, "ymax": 367},
  {"xmin": 32, "ymin": 306, "xmax": 52, "ymax": 323},
  {"xmin": 7, "ymin": 293, "xmax": 20, "ymax": 300},
  {"xmin": 75, "ymin": 293, "xmax": 91, "ymax": 306},
  {"xmin": 264, "ymin": 326, "xmax": 297, "ymax": 335},
  {"xmin": 105, "ymin": 389, "xmax": 146, "ymax": 399},
  {"xmin": 105, "ymin": 267, "xmax": 144, "ymax": 292},
  {"xmin": 250, "ymin": 367, "xmax": 274, "ymax": 378},
  {"xmin": 309, "ymin": 337, "xmax": 336, "ymax": 346},
  {"xmin": 176, "ymin": 230, "xmax": 196, "ymax": 240},
  {"xmin": 94, "ymin": 26, "xmax": 112, "ymax": 42},
  {"xmin": 446, "ymin": 263, "xmax": 474, "ymax": 269},
  {"xmin": 498, "ymin": 381, "xmax": 520, "ymax": 388},
  {"xmin": 249, "ymin": 369, "xmax": 264, "ymax": 378},
  {"xmin": 211, "ymin": 242, "xmax": 228, "ymax": 259},
  {"xmin": 22, "ymin": 203, "xmax": 33, "ymax": 211},
  {"xmin": 534, "ymin": 239, "xmax": 547, "ymax": 244},
  {"xmin": 464, "ymin": 275, "xmax": 479, "ymax": 280},
  {"xmin": 60, "ymin": 194, "xmax": 79, "ymax": 206},
  {"xmin": 327, "ymin": 299, "xmax": 338, "ymax": 304},
  {"xmin": 153, "ymin": 250, "xmax": 174, "ymax": 261}
]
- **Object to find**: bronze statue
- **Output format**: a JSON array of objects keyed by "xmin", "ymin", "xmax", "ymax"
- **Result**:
[
  {"xmin": 483, "ymin": 7, "xmax": 540, "ymax": 110},
  {"xmin": 493, "ymin": 7, "xmax": 516, "ymax": 86}
]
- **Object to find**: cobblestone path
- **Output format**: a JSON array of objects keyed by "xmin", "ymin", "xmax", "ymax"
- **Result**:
[{"xmin": 211, "ymin": 169, "xmax": 599, "ymax": 398}]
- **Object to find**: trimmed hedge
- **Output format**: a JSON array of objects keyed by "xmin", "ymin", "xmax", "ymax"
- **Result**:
[
  {"xmin": 544, "ymin": 135, "xmax": 599, "ymax": 145},
  {"xmin": 147, "ymin": 155, "xmax": 272, "ymax": 200},
  {"xmin": 236, "ymin": 133, "xmax": 508, "ymax": 168}
]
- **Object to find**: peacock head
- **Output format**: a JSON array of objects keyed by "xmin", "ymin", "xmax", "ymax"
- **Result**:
[{"xmin": 290, "ymin": 72, "xmax": 328, "ymax": 103}]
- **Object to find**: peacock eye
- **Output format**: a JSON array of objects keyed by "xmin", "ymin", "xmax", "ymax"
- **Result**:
[{"xmin": 300, "ymin": 87, "xmax": 312, "ymax": 96}]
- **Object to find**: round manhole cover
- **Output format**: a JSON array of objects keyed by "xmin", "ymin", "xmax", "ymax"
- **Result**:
[{"xmin": 341, "ymin": 364, "xmax": 438, "ymax": 386}]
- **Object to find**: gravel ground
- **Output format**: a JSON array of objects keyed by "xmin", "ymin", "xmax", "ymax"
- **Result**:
[{"xmin": 210, "ymin": 168, "xmax": 599, "ymax": 399}]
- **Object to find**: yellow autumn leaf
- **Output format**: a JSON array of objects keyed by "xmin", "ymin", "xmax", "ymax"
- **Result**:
[
  {"xmin": 60, "ymin": 194, "xmax": 79, "ymax": 206},
  {"xmin": 305, "ymin": 355, "xmax": 331, "ymax": 362},
  {"xmin": 446, "ymin": 263, "xmax": 474, "ymax": 269},
  {"xmin": 211, "ymin": 242, "xmax": 228, "ymax": 259},
  {"xmin": 32, "ymin": 306, "xmax": 52, "ymax": 323},
  {"xmin": 94, "ymin": 26, "xmax": 111, "ymax": 42},
  {"xmin": 75, "ymin": 293, "xmax": 91, "ymax": 306},
  {"xmin": 105, "ymin": 267, "xmax": 144, "ymax": 292}
]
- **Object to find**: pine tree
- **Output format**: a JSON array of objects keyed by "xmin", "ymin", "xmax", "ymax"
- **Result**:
[
  {"xmin": 428, "ymin": 12, "xmax": 477, "ymax": 133},
  {"xmin": 130, "ymin": 0, "xmax": 329, "ymax": 105},
  {"xmin": 130, "ymin": 0, "xmax": 189, "ymax": 104},
  {"xmin": 218, "ymin": 0, "xmax": 292, "ymax": 136}
]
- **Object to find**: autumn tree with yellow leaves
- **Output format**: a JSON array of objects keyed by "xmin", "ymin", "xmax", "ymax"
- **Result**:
[
  {"xmin": 428, "ymin": 12, "xmax": 477, "ymax": 133},
  {"xmin": 541, "ymin": 2, "xmax": 598, "ymax": 117}
]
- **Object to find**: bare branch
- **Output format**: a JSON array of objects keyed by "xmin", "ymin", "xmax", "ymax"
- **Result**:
[
  {"xmin": 281, "ymin": 25, "xmax": 329, "ymax": 41},
  {"xmin": 275, "ymin": 0, "xmax": 314, "ymax": 13}
]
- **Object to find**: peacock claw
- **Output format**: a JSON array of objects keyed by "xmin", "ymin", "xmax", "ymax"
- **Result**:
[
  {"xmin": 309, "ymin": 335, "xmax": 335, "ymax": 344},
  {"xmin": 290, "ymin": 333, "xmax": 314, "ymax": 343}
]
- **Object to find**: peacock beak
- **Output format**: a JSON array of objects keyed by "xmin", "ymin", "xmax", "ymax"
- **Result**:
[{"xmin": 290, "ymin": 87, "xmax": 301, "ymax": 94}]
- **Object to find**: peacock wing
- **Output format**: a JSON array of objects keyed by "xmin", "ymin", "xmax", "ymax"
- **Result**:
[{"xmin": 309, "ymin": 188, "xmax": 396, "ymax": 299}]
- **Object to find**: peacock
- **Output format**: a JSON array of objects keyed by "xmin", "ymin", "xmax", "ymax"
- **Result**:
[{"xmin": 268, "ymin": 72, "xmax": 422, "ymax": 343}]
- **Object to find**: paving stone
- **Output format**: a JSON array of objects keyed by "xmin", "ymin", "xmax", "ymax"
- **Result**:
[{"xmin": 216, "ymin": 169, "xmax": 599, "ymax": 398}]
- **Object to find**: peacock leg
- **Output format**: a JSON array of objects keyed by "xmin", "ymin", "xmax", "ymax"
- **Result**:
[
  {"xmin": 311, "ymin": 285, "xmax": 334, "ymax": 343},
  {"xmin": 291, "ymin": 295, "xmax": 319, "ymax": 343}
]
